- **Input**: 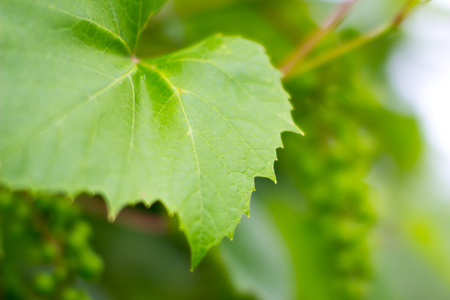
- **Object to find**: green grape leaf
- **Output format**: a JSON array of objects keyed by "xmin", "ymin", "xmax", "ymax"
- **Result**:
[{"xmin": 0, "ymin": 0, "xmax": 299, "ymax": 268}]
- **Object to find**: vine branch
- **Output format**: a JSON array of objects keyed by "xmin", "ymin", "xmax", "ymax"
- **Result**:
[
  {"xmin": 279, "ymin": 0, "xmax": 359, "ymax": 77},
  {"xmin": 283, "ymin": 0, "xmax": 428, "ymax": 78}
]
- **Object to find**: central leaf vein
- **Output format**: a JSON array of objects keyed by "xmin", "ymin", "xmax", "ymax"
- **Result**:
[{"xmin": 141, "ymin": 64, "xmax": 205, "ymax": 233}]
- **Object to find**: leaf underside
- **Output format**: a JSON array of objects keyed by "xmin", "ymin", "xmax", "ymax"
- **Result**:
[{"xmin": 0, "ymin": 0, "xmax": 298, "ymax": 268}]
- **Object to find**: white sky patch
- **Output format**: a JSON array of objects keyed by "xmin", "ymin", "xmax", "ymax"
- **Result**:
[{"xmin": 434, "ymin": 0, "xmax": 450, "ymax": 11}]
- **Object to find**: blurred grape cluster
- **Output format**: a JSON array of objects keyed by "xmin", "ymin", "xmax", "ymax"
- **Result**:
[{"xmin": 0, "ymin": 188, "xmax": 103, "ymax": 300}]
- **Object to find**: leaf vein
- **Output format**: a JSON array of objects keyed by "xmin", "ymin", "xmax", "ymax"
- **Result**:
[
  {"xmin": 18, "ymin": 0, "xmax": 132, "ymax": 54},
  {"xmin": 1, "ymin": 66, "xmax": 138, "ymax": 162},
  {"xmin": 183, "ymin": 90, "xmax": 267, "ymax": 170},
  {"xmin": 141, "ymin": 64, "xmax": 205, "ymax": 234}
]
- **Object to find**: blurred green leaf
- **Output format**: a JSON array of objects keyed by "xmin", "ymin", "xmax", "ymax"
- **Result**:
[{"xmin": 219, "ymin": 197, "xmax": 295, "ymax": 300}]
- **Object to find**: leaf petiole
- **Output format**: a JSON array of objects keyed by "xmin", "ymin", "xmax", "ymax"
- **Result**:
[
  {"xmin": 278, "ymin": 0, "xmax": 359, "ymax": 77},
  {"xmin": 283, "ymin": 0, "xmax": 429, "ymax": 79}
]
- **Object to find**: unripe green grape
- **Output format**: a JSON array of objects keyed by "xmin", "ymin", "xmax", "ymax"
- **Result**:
[
  {"xmin": 328, "ymin": 173, "xmax": 358, "ymax": 201},
  {"xmin": 320, "ymin": 215, "xmax": 363, "ymax": 245},
  {"xmin": 77, "ymin": 251, "xmax": 104, "ymax": 280},
  {"xmin": 339, "ymin": 278, "xmax": 368, "ymax": 300},
  {"xmin": 335, "ymin": 218, "xmax": 368, "ymax": 245},
  {"xmin": 327, "ymin": 146, "xmax": 352, "ymax": 170},
  {"xmin": 61, "ymin": 287, "xmax": 84, "ymax": 300},
  {"xmin": 73, "ymin": 221, "xmax": 92, "ymax": 239},
  {"xmin": 66, "ymin": 232, "xmax": 89, "ymax": 257},
  {"xmin": 335, "ymin": 247, "xmax": 366, "ymax": 274},
  {"xmin": 41, "ymin": 242, "xmax": 59, "ymax": 262},
  {"xmin": 67, "ymin": 221, "xmax": 92, "ymax": 247},
  {"xmin": 32, "ymin": 272, "xmax": 56, "ymax": 295},
  {"xmin": 307, "ymin": 186, "xmax": 333, "ymax": 208}
]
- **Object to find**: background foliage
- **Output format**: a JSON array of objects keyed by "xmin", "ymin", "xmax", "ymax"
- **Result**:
[{"xmin": 2, "ymin": 0, "xmax": 449, "ymax": 299}]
